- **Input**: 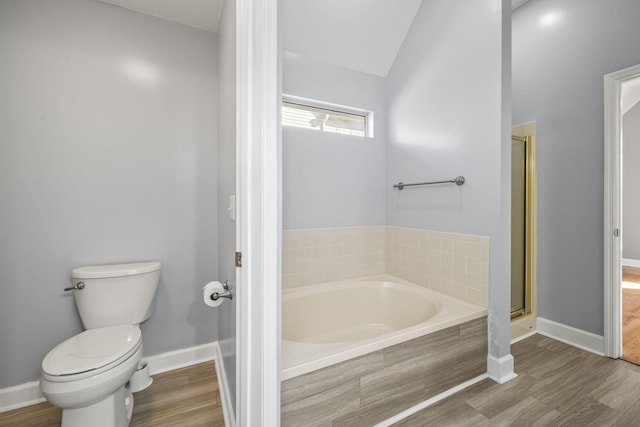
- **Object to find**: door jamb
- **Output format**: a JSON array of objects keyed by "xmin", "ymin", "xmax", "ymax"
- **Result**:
[
  {"xmin": 604, "ymin": 64, "xmax": 640, "ymax": 358},
  {"xmin": 236, "ymin": 0, "xmax": 281, "ymax": 424}
]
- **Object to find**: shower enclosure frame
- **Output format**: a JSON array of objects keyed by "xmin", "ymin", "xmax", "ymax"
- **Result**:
[{"xmin": 511, "ymin": 134, "xmax": 534, "ymax": 320}]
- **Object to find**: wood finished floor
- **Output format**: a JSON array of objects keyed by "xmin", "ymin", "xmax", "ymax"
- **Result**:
[
  {"xmin": 623, "ymin": 265, "xmax": 640, "ymax": 365},
  {"xmin": 0, "ymin": 361, "xmax": 224, "ymax": 427},
  {"xmin": 395, "ymin": 334, "xmax": 640, "ymax": 426},
  {"xmin": 6, "ymin": 335, "xmax": 640, "ymax": 427}
]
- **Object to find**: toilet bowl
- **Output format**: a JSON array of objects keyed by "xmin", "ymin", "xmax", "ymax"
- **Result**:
[{"xmin": 40, "ymin": 325, "xmax": 143, "ymax": 427}]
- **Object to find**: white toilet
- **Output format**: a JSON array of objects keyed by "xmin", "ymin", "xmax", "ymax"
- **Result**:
[{"xmin": 40, "ymin": 261, "xmax": 161, "ymax": 427}]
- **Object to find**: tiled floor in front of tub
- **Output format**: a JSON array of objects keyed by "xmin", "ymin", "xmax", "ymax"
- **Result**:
[
  {"xmin": 283, "ymin": 332, "xmax": 640, "ymax": 427},
  {"xmin": 395, "ymin": 334, "xmax": 640, "ymax": 426},
  {"xmin": 281, "ymin": 316, "xmax": 487, "ymax": 426}
]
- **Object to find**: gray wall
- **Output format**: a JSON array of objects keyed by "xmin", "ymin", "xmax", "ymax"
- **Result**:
[
  {"xmin": 0, "ymin": 0, "xmax": 219, "ymax": 388},
  {"xmin": 385, "ymin": 0, "xmax": 511, "ymax": 358},
  {"xmin": 623, "ymin": 102, "xmax": 640, "ymax": 260},
  {"xmin": 282, "ymin": 53, "xmax": 387, "ymax": 229},
  {"xmin": 513, "ymin": 0, "xmax": 640, "ymax": 335},
  {"xmin": 386, "ymin": 0, "xmax": 503, "ymax": 235},
  {"xmin": 216, "ymin": 0, "xmax": 237, "ymax": 412}
]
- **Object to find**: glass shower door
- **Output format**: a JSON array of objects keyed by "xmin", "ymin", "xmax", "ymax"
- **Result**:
[{"xmin": 511, "ymin": 135, "xmax": 532, "ymax": 318}]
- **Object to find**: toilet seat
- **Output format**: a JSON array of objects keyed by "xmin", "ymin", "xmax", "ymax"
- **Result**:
[{"xmin": 42, "ymin": 325, "xmax": 142, "ymax": 382}]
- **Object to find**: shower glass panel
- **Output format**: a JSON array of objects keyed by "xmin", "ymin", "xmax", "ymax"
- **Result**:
[{"xmin": 511, "ymin": 139, "xmax": 526, "ymax": 314}]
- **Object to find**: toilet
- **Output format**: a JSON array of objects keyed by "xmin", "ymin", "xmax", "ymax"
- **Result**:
[{"xmin": 40, "ymin": 261, "xmax": 161, "ymax": 427}]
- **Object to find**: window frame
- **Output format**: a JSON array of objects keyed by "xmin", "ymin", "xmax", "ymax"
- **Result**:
[{"xmin": 281, "ymin": 94, "xmax": 374, "ymax": 138}]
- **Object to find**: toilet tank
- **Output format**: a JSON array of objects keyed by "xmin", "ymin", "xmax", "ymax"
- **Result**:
[{"xmin": 71, "ymin": 262, "xmax": 161, "ymax": 330}]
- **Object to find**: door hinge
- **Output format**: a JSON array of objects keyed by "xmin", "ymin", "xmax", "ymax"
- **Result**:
[{"xmin": 235, "ymin": 251, "xmax": 242, "ymax": 267}]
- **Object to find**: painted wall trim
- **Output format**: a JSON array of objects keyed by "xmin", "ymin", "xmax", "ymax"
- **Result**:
[
  {"xmin": 537, "ymin": 317, "xmax": 605, "ymax": 356},
  {"xmin": 145, "ymin": 341, "xmax": 216, "ymax": 375},
  {"xmin": 511, "ymin": 330, "xmax": 537, "ymax": 345},
  {"xmin": 236, "ymin": 0, "xmax": 281, "ymax": 425},
  {"xmin": 622, "ymin": 258, "xmax": 640, "ymax": 268},
  {"xmin": 603, "ymin": 64, "xmax": 640, "ymax": 359},
  {"xmin": 603, "ymin": 68, "xmax": 622, "ymax": 359},
  {"xmin": 0, "ymin": 341, "xmax": 223, "ymax": 415},
  {"xmin": 0, "ymin": 381, "xmax": 46, "ymax": 414},
  {"xmin": 213, "ymin": 342, "xmax": 236, "ymax": 427},
  {"xmin": 487, "ymin": 354, "xmax": 517, "ymax": 384}
]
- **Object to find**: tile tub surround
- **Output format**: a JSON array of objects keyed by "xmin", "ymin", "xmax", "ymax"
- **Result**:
[
  {"xmin": 281, "ymin": 316, "xmax": 488, "ymax": 427},
  {"xmin": 282, "ymin": 226, "xmax": 489, "ymax": 307},
  {"xmin": 386, "ymin": 227, "xmax": 489, "ymax": 307},
  {"xmin": 282, "ymin": 226, "xmax": 386, "ymax": 288}
]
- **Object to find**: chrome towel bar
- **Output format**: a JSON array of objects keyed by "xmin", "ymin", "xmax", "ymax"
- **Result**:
[{"xmin": 393, "ymin": 176, "xmax": 465, "ymax": 190}]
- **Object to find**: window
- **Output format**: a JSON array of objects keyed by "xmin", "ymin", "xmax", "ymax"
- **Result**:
[{"xmin": 282, "ymin": 96, "xmax": 371, "ymax": 137}]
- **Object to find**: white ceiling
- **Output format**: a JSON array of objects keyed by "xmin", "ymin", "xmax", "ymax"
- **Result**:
[
  {"xmin": 99, "ymin": 0, "xmax": 223, "ymax": 32},
  {"xmin": 282, "ymin": 0, "xmax": 423, "ymax": 77},
  {"xmin": 99, "ymin": 0, "xmax": 529, "ymax": 77},
  {"xmin": 282, "ymin": 0, "xmax": 529, "ymax": 77}
]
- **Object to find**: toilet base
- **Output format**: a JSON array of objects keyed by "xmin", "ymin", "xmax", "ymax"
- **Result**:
[{"xmin": 61, "ymin": 386, "xmax": 134, "ymax": 427}]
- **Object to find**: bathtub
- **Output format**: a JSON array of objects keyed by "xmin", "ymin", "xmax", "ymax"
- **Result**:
[{"xmin": 281, "ymin": 275, "xmax": 487, "ymax": 381}]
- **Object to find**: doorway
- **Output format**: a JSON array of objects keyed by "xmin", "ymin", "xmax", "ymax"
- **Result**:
[
  {"xmin": 604, "ymin": 64, "xmax": 640, "ymax": 359},
  {"xmin": 622, "ymin": 266, "xmax": 640, "ymax": 364},
  {"xmin": 511, "ymin": 123, "xmax": 537, "ymax": 340},
  {"xmin": 619, "ymin": 75, "xmax": 640, "ymax": 364}
]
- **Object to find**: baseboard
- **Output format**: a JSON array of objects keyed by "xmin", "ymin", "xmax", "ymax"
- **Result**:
[
  {"xmin": 536, "ymin": 317, "xmax": 604, "ymax": 356},
  {"xmin": 0, "ymin": 381, "xmax": 46, "ymax": 414},
  {"xmin": 212, "ymin": 342, "xmax": 236, "ymax": 427},
  {"xmin": 487, "ymin": 354, "xmax": 518, "ymax": 384},
  {"xmin": 511, "ymin": 330, "xmax": 537, "ymax": 345},
  {"xmin": 145, "ymin": 342, "xmax": 217, "ymax": 375},
  {"xmin": 0, "ymin": 341, "xmax": 222, "ymax": 414},
  {"xmin": 622, "ymin": 258, "xmax": 640, "ymax": 268}
]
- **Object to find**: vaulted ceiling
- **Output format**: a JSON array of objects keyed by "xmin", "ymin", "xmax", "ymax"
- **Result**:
[
  {"xmin": 99, "ymin": 0, "xmax": 529, "ymax": 77},
  {"xmin": 282, "ymin": 0, "xmax": 422, "ymax": 77}
]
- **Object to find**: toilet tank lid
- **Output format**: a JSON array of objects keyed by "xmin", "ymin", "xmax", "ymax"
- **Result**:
[{"xmin": 72, "ymin": 261, "xmax": 162, "ymax": 279}]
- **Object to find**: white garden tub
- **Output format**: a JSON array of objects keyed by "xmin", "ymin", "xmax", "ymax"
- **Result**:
[{"xmin": 281, "ymin": 275, "xmax": 487, "ymax": 380}]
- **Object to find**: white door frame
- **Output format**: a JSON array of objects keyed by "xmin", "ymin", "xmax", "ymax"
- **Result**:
[
  {"xmin": 236, "ymin": 0, "xmax": 281, "ymax": 425},
  {"xmin": 604, "ymin": 64, "xmax": 640, "ymax": 358}
]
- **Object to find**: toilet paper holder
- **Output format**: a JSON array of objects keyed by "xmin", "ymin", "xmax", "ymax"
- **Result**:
[{"xmin": 210, "ymin": 281, "xmax": 233, "ymax": 301}]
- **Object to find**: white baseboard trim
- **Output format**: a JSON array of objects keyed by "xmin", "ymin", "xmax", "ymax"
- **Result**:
[
  {"xmin": 511, "ymin": 330, "xmax": 537, "ymax": 345},
  {"xmin": 212, "ymin": 342, "xmax": 236, "ymax": 427},
  {"xmin": 374, "ymin": 374, "xmax": 488, "ymax": 427},
  {"xmin": 145, "ymin": 342, "xmax": 216, "ymax": 375},
  {"xmin": 536, "ymin": 317, "xmax": 604, "ymax": 356},
  {"xmin": 487, "ymin": 354, "xmax": 518, "ymax": 384},
  {"xmin": 0, "ymin": 341, "xmax": 226, "ymax": 415},
  {"xmin": 0, "ymin": 381, "xmax": 46, "ymax": 414},
  {"xmin": 622, "ymin": 258, "xmax": 640, "ymax": 268}
]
